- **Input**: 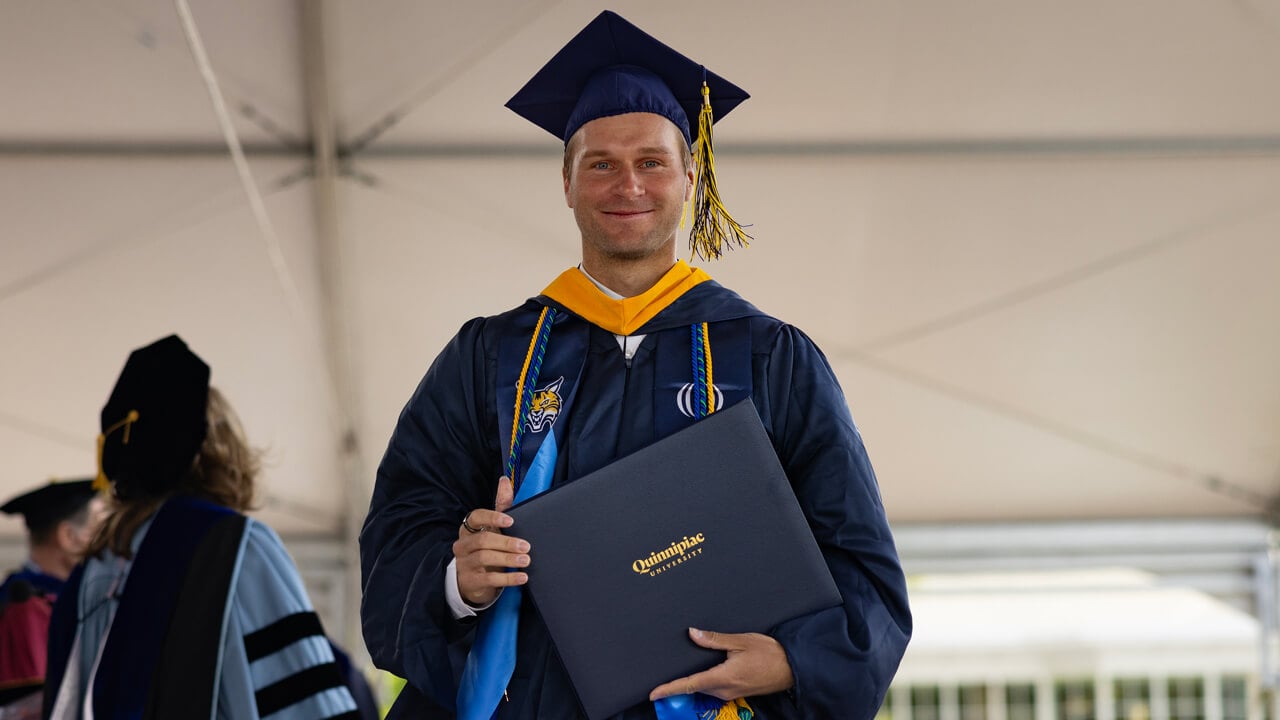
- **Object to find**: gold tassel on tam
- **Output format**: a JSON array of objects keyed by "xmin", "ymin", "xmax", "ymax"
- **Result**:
[
  {"xmin": 95, "ymin": 408, "xmax": 139, "ymax": 491},
  {"xmin": 689, "ymin": 80, "xmax": 751, "ymax": 262}
]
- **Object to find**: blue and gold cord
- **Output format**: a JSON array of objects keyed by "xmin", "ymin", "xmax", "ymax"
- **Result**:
[
  {"xmin": 689, "ymin": 322, "xmax": 754, "ymax": 720},
  {"xmin": 506, "ymin": 307, "xmax": 557, "ymax": 489},
  {"xmin": 690, "ymin": 322, "xmax": 715, "ymax": 418}
]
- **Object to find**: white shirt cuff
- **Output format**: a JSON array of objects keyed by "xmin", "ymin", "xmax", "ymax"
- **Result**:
[{"xmin": 446, "ymin": 557, "xmax": 500, "ymax": 619}]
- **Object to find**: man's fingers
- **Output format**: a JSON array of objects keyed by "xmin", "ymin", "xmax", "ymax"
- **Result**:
[
  {"xmin": 688, "ymin": 627, "xmax": 741, "ymax": 651},
  {"xmin": 649, "ymin": 669, "xmax": 721, "ymax": 702},
  {"xmin": 453, "ymin": 483, "xmax": 530, "ymax": 608},
  {"xmin": 648, "ymin": 630, "xmax": 737, "ymax": 700},
  {"xmin": 463, "ymin": 568, "xmax": 529, "ymax": 590},
  {"xmin": 460, "ymin": 508, "xmax": 513, "ymax": 535},
  {"xmin": 456, "ymin": 477, "xmax": 518, "ymax": 539},
  {"xmin": 453, "ymin": 534, "xmax": 529, "ymax": 559},
  {"xmin": 462, "ymin": 548, "xmax": 531, "ymax": 571},
  {"xmin": 455, "ymin": 539, "xmax": 530, "ymax": 604},
  {"xmin": 490, "ymin": 570, "xmax": 528, "ymax": 587},
  {"xmin": 495, "ymin": 475, "xmax": 515, "ymax": 513},
  {"xmin": 460, "ymin": 569, "xmax": 527, "ymax": 605},
  {"xmin": 648, "ymin": 674, "xmax": 694, "ymax": 702},
  {"xmin": 649, "ymin": 630, "xmax": 792, "ymax": 701}
]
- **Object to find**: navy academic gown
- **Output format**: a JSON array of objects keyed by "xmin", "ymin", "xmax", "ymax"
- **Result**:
[
  {"xmin": 360, "ymin": 278, "xmax": 912, "ymax": 720},
  {"xmin": 0, "ymin": 566, "xmax": 65, "ymax": 601}
]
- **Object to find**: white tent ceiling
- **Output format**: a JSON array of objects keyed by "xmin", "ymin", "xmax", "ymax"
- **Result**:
[{"xmin": 3, "ymin": 0, "xmax": 1279, "ymax": 542}]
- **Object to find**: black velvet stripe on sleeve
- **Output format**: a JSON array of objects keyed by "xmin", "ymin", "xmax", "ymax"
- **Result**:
[
  {"xmin": 254, "ymin": 661, "xmax": 346, "ymax": 717},
  {"xmin": 243, "ymin": 611, "xmax": 326, "ymax": 662},
  {"xmin": 325, "ymin": 712, "xmax": 363, "ymax": 720}
]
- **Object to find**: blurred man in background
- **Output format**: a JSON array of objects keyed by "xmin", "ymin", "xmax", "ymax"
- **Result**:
[{"xmin": 0, "ymin": 479, "xmax": 104, "ymax": 719}]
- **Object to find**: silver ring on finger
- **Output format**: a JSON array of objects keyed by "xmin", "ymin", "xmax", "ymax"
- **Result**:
[{"xmin": 461, "ymin": 511, "xmax": 487, "ymax": 534}]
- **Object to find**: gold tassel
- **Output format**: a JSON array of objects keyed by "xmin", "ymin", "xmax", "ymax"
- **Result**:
[
  {"xmin": 95, "ymin": 409, "xmax": 139, "ymax": 492},
  {"xmin": 699, "ymin": 698, "xmax": 753, "ymax": 720},
  {"xmin": 689, "ymin": 82, "xmax": 751, "ymax": 262},
  {"xmin": 707, "ymin": 697, "xmax": 753, "ymax": 720}
]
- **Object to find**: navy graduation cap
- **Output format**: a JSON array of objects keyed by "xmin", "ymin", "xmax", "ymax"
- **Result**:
[
  {"xmin": 506, "ymin": 10, "xmax": 753, "ymax": 261},
  {"xmin": 506, "ymin": 10, "xmax": 749, "ymax": 146}
]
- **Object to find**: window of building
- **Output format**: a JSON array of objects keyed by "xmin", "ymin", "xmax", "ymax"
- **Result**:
[
  {"xmin": 960, "ymin": 684, "xmax": 988, "ymax": 720},
  {"xmin": 1056, "ymin": 680, "xmax": 1095, "ymax": 720},
  {"xmin": 1168, "ymin": 677, "xmax": 1204, "ymax": 720},
  {"xmin": 1221, "ymin": 676, "xmax": 1247, "ymax": 720},
  {"xmin": 1115, "ymin": 678, "xmax": 1151, "ymax": 720},
  {"xmin": 913, "ymin": 685, "xmax": 942, "ymax": 720},
  {"xmin": 1007, "ymin": 683, "xmax": 1037, "ymax": 720}
]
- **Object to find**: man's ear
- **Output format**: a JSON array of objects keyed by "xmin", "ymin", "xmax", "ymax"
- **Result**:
[
  {"xmin": 564, "ymin": 168, "xmax": 574, "ymax": 208},
  {"xmin": 54, "ymin": 520, "xmax": 78, "ymax": 552}
]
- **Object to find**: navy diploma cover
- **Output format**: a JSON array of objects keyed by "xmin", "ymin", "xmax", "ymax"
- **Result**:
[{"xmin": 506, "ymin": 400, "xmax": 842, "ymax": 720}]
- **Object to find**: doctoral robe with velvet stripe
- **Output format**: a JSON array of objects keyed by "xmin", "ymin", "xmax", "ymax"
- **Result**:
[
  {"xmin": 360, "ymin": 277, "xmax": 912, "ymax": 720},
  {"xmin": 43, "ymin": 498, "xmax": 359, "ymax": 720}
]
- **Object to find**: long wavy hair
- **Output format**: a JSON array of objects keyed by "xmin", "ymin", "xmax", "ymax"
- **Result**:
[{"xmin": 90, "ymin": 386, "xmax": 260, "ymax": 559}]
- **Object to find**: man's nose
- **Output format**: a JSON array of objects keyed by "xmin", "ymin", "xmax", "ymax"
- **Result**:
[{"xmin": 614, "ymin": 167, "xmax": 643, "ymax": 197}]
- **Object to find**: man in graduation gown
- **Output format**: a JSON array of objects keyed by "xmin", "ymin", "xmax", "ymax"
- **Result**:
[
  {"xmin": 0, "ymin": 479, "xmax": 103, "ymax": 715},
  {"xmin": 360, "ymin": 10, "xmax": 912, "ymax": 720},
  {"xmin": 0, "ymin": 480, "xmax": 103, "ymax": 601}
]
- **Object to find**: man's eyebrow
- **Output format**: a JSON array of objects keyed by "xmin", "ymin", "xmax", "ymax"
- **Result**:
[{"xmin": 579, "ymin": 146, "xmax": 676, "ymax": 160}]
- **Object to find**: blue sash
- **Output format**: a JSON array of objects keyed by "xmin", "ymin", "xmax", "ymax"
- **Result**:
[{"xmin": 457, "ymin": 308, "xmax": 589, "ymax": 720}]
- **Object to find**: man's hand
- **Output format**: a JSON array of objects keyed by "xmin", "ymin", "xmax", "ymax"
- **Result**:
[
  {"xmin": 452, "ymin": 477, "xmax": 529, "ymax": 607},
  {"xmin": 649, "ymin": 628, "xmax": 794, "ymax": 702}
]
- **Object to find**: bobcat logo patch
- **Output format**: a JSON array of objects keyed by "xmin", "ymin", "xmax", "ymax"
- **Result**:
[
  {"xmin": 676, "ymin": 383, "xmax": 724, "ymax": 418},
  {"xmin": 526, "ymin": 377, "xmax": 565, "ymax": 433}
]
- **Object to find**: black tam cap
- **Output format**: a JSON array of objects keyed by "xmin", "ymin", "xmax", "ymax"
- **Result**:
[
  {"xmin": 505, "ymin": 10, "xmax": 753, "ymax": 262},
  {"xmin": 1, "ymin": 478, "xmax": 98, "ymax": 536},
  {"xmin": 97, "ymin": 334, "xmax": 210, "ymax": 499}
]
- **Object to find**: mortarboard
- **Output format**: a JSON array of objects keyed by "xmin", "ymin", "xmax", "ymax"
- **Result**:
[
  {"xmin": 97, "ymin": 334, "xmax": 210, "ymax": 500},
  {"xmin": 506, "ymin": 10, "xmax": 752, "ymax": 262},
  {"xmin": 1, "ymin": 478, "xmax": 98, "ymax": 536},
  {"xmin": 505, "ymin": 10, "xmax": 749, "ymax": 146}
]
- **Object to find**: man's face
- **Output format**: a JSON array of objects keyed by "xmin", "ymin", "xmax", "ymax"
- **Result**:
[
  {"xmin": 563, "ymin": 112, "xmax": 694, "ymax": 265},
  {"xmin": 66, "ymin": 495, "xmax": 108, "ymax": 557}
]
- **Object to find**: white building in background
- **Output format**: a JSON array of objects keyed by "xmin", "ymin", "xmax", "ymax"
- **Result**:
[
  {"xmin": 889, "ymin": 568, "xmax": 1262, "ymax": 720},
  {"xmin": 889, "ymin": 519, "xmax": 1280, "ymax": 720}
]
